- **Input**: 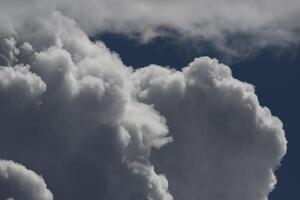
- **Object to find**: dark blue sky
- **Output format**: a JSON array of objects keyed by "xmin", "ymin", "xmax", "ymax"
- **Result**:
[{"xmin": 98, "ymin": 33, "xmax": 299, "ymax": 200}]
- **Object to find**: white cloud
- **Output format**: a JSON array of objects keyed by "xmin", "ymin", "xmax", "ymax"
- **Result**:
[
  {"xmin": 1, "ymin": 0, "xmax": 300, "ymax": 53},
  {"xmin": 0, "ymin": 2, "xmax": 287, "ymax": 200},
  {"xmin": 58, "ymin": 0, "xmax": 300, "ymax": 43},
  {"xmin": 132, "ymin": 57, "xmax": 287, "ymax": 200}
]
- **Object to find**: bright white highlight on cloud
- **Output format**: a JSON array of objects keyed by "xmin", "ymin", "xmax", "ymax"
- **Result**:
[{"xmin": 0, "ymin": 1, "xmax": 287, "ymax": 200}]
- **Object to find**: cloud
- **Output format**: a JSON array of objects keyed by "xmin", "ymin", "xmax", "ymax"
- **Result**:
[
  {"xmin": 0, "ymin": 64, "xmax": 46, "ymax": 110},
  {"xmin": 132, "ymin": 58, "xmax": 287, "ymax": 200},
  {"xmin": 0, "ymin": 2, "xmax": 287, "ymax": 200},
  {"xmin": 0, "ymin": 160, "xmax": 53, "ymax": 200},
  {"xmin": 0, "ymin": 12, "xmax": 173, "ymax": 200},
  {"xmin": 58, "ymin": 0, "xmax": 300, "ymax": 42},
  {"xmin": 1, "ymin": 0, "xmax": 300, "ymax": 55}
]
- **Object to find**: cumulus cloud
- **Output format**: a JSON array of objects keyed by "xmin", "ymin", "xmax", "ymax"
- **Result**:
[
  {"xmin": 132, "ymin": 57, "xmax": 287, "ymax": 200},
  {"xmin": 0, "ymin": 160, "xmax": 53, "ymax": 200},
  {"xmin": 0, "ymin": 12, "xmax": 173, "ymax": 200},
  {"xmin": 0, "ymin": 1, "xmax": 287, "ymax": 200}
]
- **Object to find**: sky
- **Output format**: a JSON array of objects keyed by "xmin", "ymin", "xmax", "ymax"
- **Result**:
[{"xmin": 0, "ymin": 0, "xmax": 298, "ymax": 200}]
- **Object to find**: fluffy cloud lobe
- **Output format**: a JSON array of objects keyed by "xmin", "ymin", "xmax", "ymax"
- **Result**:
[
  {"xmin": 133, "ymin": 58, "xmax": 287, "ymax": 199},
  {"xmin": 0, "ymin": 2, "xmax": 287, "ymax": 200},
  {"xmin": 0, "ymin": 160, "xmax": 53, "ymax": 200}
]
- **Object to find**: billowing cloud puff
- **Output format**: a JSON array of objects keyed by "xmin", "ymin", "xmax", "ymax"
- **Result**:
[
  {"xmin": 0, "ymin": 12, "xmax": 173, "ymax": 200},
  {"xmin": 132, "ymin": 57, "xmax": 287, "ymax": 200},
  {"xmin": 0, "ymin": 64, "xmax": 46, "ymax": 110},
  {"xmin": 0, "ymin": 160, "xmax": 53, "ymax": 200},
  {"xmin": 0, "ymin": 2, "xmax": 287, "ymax": 200}
]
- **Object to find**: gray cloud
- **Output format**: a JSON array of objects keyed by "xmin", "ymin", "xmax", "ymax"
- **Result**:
[
  {"xmin": 132, "ymin": 58, "xmax": 287, "ymax": 200},
  {"xmin": 1, "ymin": 0, "xmax": 300, "ymax": 55},
  {"xmin": 0, "ymin": 160, "xmax": 53, "ymax": 200},
  {"xmin": 0, "ymin": 12, "xmax": 172, "ymax": 200},
  {"xmin": 58, "ymin": 0, "xmax": 300, "ymax": 42},
  {"xmin": 0, "ymin": 2, "xmax": 287, "ymax": 200}
]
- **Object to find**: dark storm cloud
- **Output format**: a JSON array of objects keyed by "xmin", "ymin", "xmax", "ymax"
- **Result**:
[{"xmin": 0, "ymin": 1, "xmax": 287, "ymax": 200}]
